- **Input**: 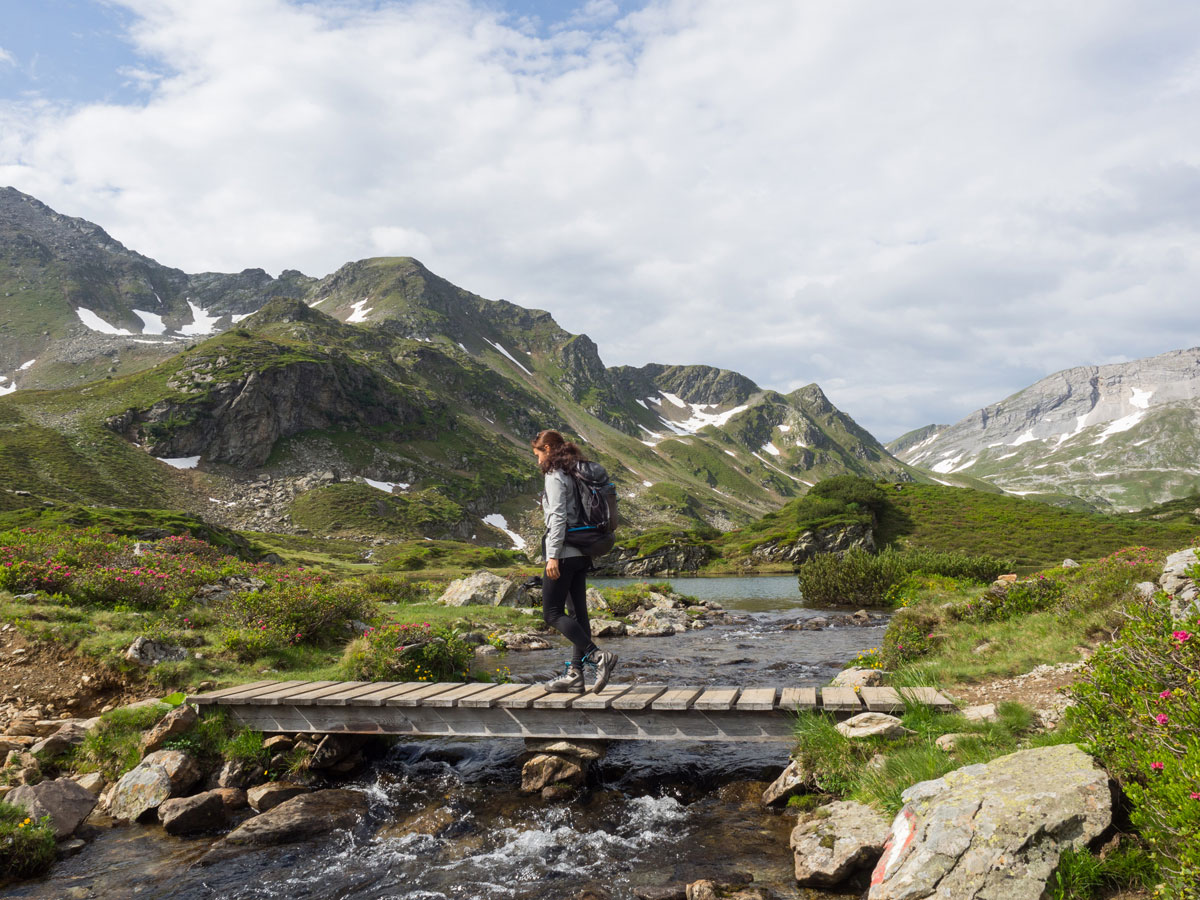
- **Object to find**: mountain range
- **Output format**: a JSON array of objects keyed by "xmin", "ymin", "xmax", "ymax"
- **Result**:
[
  {"xmin": 0, "ymin": 187, "xmax": 915, "ymax": 550},
  {"xmin": 888, "ymin": 348, "xmax": 1200, "ymax": 511},
  {"xmin": 3, "ymin": 185, "xmax": 1197, "ymax": 551}
]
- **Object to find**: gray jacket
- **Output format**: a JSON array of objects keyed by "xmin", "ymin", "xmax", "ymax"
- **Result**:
[{"xmin": 542, "ymin": 469, "xmax": 584, "ymax": 561}]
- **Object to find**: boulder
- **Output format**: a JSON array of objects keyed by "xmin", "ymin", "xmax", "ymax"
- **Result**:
[
  {"xmin": 140, "ymin": 704, "xmax": 198, "ymax": 754},
  {"xmin": 762, "ymin": 759, "xmax": 813, "ymax": 806},
  {"xmin": 438, "ymin": 571, "xmax": 527, "ymax": 607},
  {"xmin": 248, "ymin": 781, "xmax": 309, "ymax": 812},
  {"xmin": 124, "ymin": 636, "xmax": 188, "ymax": 667},
  {"xmin": 6, "ymin": 777, "xmax": 98, "ymax": 839},
  {"xmin": 523, "ymin": 739, "xmax": 608, "ymax": 762},
  {"xmin": 1136, "ymin": 581, "xmax": 1158, "ymax": 600},
  {"xmin": 1160, "ymin": 547, "xmax": 1199, "ymax": 620},
  {"xmin": 158, "ymin": 790, "xmax": 231, "ymax": 835},
  {"xmin": 585, "ymin": 587, "xmax": 610, "ymax": 611},
  {"xmin": 190, "ymin": 575, "xmax": 268, "ymax": 606},
  {"xmin": 199, "ymin": 789, "xmax": 368, "ymax": 863},
  {"xmin": 591, "ymin": 619, "xmax": 627, "ymax": 637},
  {"xmin": 832, "ymin": 667, "xmax": 884, "ymax": 688},
  {"xmin": 868, "ymin": 744, "xmax": 1112, "ymax": 900},
  {"xmin": 1061, "ymin": 559, "xmax": 1080, "ymax": 568},
  {"xmin": 72, "ymin": 772, "xmax": 106, "ymax": 795},
  {"xmin": 934, "ymin": 733, "xmax": 968, "ymax": 752},
  {"xmin": 215, "ymin": 758, "xmax": 267, "ymax": 789},
  {"xmin": 212, "ymin": 787, "xmax": 249, "ymax": 812},
  {"xmin": 836, "ymin": 713, "xmax": 913, "ymax": 740},
  {"xmin": 495, "ymin": 631, "xmax": 552, "ymax": 651},
  {"xmin": 791, "ymin": 800, "xmax": 891, "ymax": 887},
  {"xmin": 962, "ymin": 703, "xmax": 998, "ymax": 723},
  {"xmin": 109, "ymin": 750, "xmax": 202, "ymax": 822},
  {"xmin": 521, "ymin": 754, "xmax": 585, "ymax": 793},
  {"xmin": 29, "ymin": 722, "xmax": 89, "ymax": 758}
]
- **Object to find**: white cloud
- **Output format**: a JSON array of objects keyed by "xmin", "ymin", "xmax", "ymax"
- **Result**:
[
  {"xmin": 0, "ymin": 47, "xmax": 16, "ymax": 67},
  {"xmin": 3, "ymin": 1, "xmax": 1200, "ymax": 440}
]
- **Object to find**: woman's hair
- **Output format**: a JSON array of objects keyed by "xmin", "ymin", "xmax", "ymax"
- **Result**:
[{"xmin": 531, "ymin": 429, "xmax": 585, "ymax": 474}]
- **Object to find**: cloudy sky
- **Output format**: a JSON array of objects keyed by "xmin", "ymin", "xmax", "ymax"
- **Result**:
[{"xmin": 3, "ymin": 0, "xmax": 1200, "ymax": 440}]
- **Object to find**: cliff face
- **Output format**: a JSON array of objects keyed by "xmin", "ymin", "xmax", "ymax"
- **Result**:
[
  {"xmin": 107, "ymin": 357, "xmax": 422, "ymax": 468},
  {"xmin": 890, "ymin": 347, "xmax": 1200, "ymax": 510}
]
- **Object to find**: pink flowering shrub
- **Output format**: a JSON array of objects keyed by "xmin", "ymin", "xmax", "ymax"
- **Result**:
[
  {"xmin": 339, "ymin": 622, "xmax": 473, "ymax": 683},
  {"xmin": 1068, "ymin": 584, "xmax": 1200, "ymax": 895},
  {"xmin": 217, "ymin": 579, "xmax": 375, "ymax": 661}
]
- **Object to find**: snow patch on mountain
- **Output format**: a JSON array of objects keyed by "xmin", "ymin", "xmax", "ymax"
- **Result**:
[
  {"xmin": 179, "ymin": 301, "xmax": 221, "ymax": 336},
  {"xmin": 364, "ymin": 478, "xmax": 410, "ymax": 493},
  {"xmin": 346, "ymin": 299, "xmax": 373, "ymax": 323},
  {"xmin": 1094, "ymin": 410, "xmax": 1145, "ymax": 444},
  {"xmin": 132, "ymin": 309, "xmax": 167, "ymax": 335},
  {"xmin": 482, "ymin": 513, "xmax": 526, "ymax": 551},
  {"xmin": 158, "ymin": 456, "xmax": 200, "ymax": 469},
  {"xmin": 76, "ymin": 307, "xmax": 132, "ymax": 335},
  {"xmin": 485, "ymin": 339, "xmax": 532, "ymax": 375}
]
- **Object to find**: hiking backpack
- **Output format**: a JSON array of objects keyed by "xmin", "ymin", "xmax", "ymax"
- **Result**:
[{"xmin": 564, "ymin": 460, "xmax": 619, "ymax": 557}]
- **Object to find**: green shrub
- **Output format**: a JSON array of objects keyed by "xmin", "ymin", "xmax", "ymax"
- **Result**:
[
  {"xmin": 602, "ymin": 584, "xmax": 654, "ymax": 617},
  {"xmin": 74, "ymin": 702, "xmax": 172, "ymax": 780},
  {"xmin": 949, "ymin": 575, "xmax": 1065, "ymax": 624},
  {"xmin": 1068, "ymin": 591, "xmax": 1200, "ymax": 896},
  {"xmin": 807, "ymin": 475, "xmax": 889, "ymax": 515},
  {"xmin": 0, "ymin": 802, "xmax": 56, "ymax": 883},
  {"xmin": 216, "ymin": 579, "xmax": 376, "ymax": 660},
  {"xmin": 797, "ymin": 547, "xmax": 908, "ymax": 607},
  {"xmin": 879, "ymin": 609, "xmax": 940, "ymax": 668},
  {"xmin": 340, "ymin": 622, "xmax": 473, "ymax": 682},
  {"xmin": 1048, "ymin": 843, "xmax": 1157, "ymax": 900},
  {"xmin": 358, "ymin": 573, "xmax": 438, "ymax": 604},
  {"xmin": 798, "ymin": 547, "xmax": 1012, "ymax": 608}
]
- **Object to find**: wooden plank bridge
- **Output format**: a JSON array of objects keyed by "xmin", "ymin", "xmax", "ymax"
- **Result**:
[{"xmin": 189, "ymin": 680, "xmax": 954, "ymax": 743}]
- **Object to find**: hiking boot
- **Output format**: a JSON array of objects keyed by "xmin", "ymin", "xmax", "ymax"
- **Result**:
[
  {"xmin": 544, "ymin": 663, "xmax": 584, "ymax": 694},
  {"xmin": 586, "ymin": 650, "xmax": 618, "ymax": 692}
]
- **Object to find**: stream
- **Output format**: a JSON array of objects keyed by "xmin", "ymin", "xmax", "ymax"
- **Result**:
[{"xmin": 11, "ymin": 576, "xmax": 884, "ymax": 900}]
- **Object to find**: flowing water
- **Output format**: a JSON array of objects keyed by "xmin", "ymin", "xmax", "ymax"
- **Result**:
[{"xmin": 12, "ymin": 577, "xmax": 882, "ymax": 900}]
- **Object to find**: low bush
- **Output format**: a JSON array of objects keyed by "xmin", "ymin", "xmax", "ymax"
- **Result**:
[
  {"xmin": 74, "ymin": 702, "xmax": 173, "ymax": 781},
  {"xmin": 216, "ymin": 579, "xmax": 376, "ymax": 661},
  {"xmin": 798, "ymin": 547, "xmax": 1012, "ymax": 608},
  {"xmin": 0, "ymin": 802, "xmax": 56, "ymax": 884},
  {"xmin": 340, "ymin": 622, "xmax": 473, "ymax": 682},
  {"xmin": 602, "ymin": 584, "xmax": 654, "ymax": 617},
  {"xmin": 1068, "ymin": 590, "xmax": 1200, "ymax": 896},
  {"xmin": 879, "ymin": 609, "xmax": 940, "ymax": 668}
]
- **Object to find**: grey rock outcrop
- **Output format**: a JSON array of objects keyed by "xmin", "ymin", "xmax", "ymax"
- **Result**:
[
  {"xmin": 439, "ymin": 571, "xmax": 527, "ymax": 607},
  {"xmin": 7, "ymin": 778, "xmax": 98, "ymax": 839},
  {"xmin": 125, "ymin": 636, "xmax": 188, "ymax": 666},
  {"xmin": 247, "ymin": 782, "xmax": 309, "ymax": 812},
  {"xmin": 790, "ymin": 800, "xmax": 891, "ymax": 886},
  {"xmin": 1160, "ymin": 547, "xmax": 1199, "ymax": 620},
  {"xmin": 140, "ymin": 704, "xmax": 198, "ymax": 754},
  {"xmin": 108, "ymin": 750, "xmax": 202, "ymax": 822},
  {"xmin": 598, "ymin": 543, "xmax": 711, "ymax": 577},
  {"xmin": 199, "ymin": 789, "xmax": 368, "ymax": 863},
  {"xmin": 158, "ymin": 790, "xmax": 231, "ymax": 835},
  {"xmin": 832, "ymin": 667, "xmax": 884, "ymax": 688},
  {"xmin": 868, "ymin": 744, "xmax": 1112, "ymax": 900},
  {"xmin": 836, "ymin": 713, "xmax": 913, "ymax": 740},
  {"xmin": 521, "ymin": 753, "xmax": 586, "ymax": 793},
  {"xmin": 762, "ymin": 759, "xmax": 812, "ymax": 806},
  {"xmin": 752, "ymin": 522, "xmax": 876, "ymax": 566},
  {"xmin": 29, "ymin": 721, "xmax": 89, "ymax": 758}
]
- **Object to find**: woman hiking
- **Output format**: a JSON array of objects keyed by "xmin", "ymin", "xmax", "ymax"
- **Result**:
[{"xmin": 532, "ymin": 429, "xmax": 618, "ymax": 694}]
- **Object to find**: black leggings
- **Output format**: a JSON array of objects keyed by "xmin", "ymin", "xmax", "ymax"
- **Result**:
[{"xmin": 542, "ymin": 556, "xmax": 596, "ymax": 668}]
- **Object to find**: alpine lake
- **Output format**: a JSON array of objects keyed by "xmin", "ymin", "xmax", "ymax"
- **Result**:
[{"xmin": 12, "ymin": 576, "xmax": 886, "ymax": 900}]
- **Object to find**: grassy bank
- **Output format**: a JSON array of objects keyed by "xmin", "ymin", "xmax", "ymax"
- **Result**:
[{"xmin": 809, "ymin": 543, "xmax": 1200, "ymax": 899}]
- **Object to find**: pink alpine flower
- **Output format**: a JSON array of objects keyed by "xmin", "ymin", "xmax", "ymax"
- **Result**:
[
  {"xmin": 1151, "ymin": 761, "xmax": 1165, "ymax": 771},
  {"xmin": 1155, "ymin": 713, "xmax": 1169, "ymax": 725}
]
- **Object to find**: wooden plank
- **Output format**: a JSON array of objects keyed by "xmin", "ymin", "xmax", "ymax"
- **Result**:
[
  {"xmin": 422, "ymin": 683, "xmax": 496, "ymax": 708},
  {"xmin": 390, "ymin": 683, "xmax": 463, "ymax": 707},
  {"xmin": 860, "ymin": 686, "xmax": 904, "ymax": 713},
  {"xmin": 693, "ymin": 687, "xmax": 740, "ymax": 711},
  {"xmin": 651, "ymin": 688, "xmax": 702, "ymax": 711},
  {"xmin": 221, "ymin": 681, "xmax": 311, "ymax": 705},
  {"xmin": 612, "ymin": 685, "xmax": 667, "ymax": 711},
  {"xmin": 533, "ymin": 690, "xmax": 584, "ymax": 710},
  {"xmin": 496, "ymin": 685, "xmax": 552, "ymax": 709},
  {"xmin": 189, "ymin": 680, "xmax": 278, "ymax": 705},
  {"xmin": 736, "ymin": 687, "xmax": 777, "ymax": 711},
  {"xmin": 778, "ymin": 687, "xmax": 818, "ymax": 711},
  {"xmin": 571, "ymin": 685, "xmax": 632, "ymax": 710},
  {"xmin": 458, "ymin": 683, "xmax": 528, "ymax": 708},
  {"xmin": 898, "ymin": 686, "xmax": 956, "ymax": 710},
  {"xmin": 820, "ymin": 686, "xmax": 864, "ymax": 713},
  {"xmin": 253, "ymin": 681, "xmax": 324, "ymax": 705},
  {"xmin": 347, "ymin": 683, "xmax": 426, "ymax": 706},
  {"xmin": 312, "ymin": 683, "xmax": 391, "ymax": 706},
  {"xmin": 288, "ymin": 681, "xmax": 375, "ymax": 703}
]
